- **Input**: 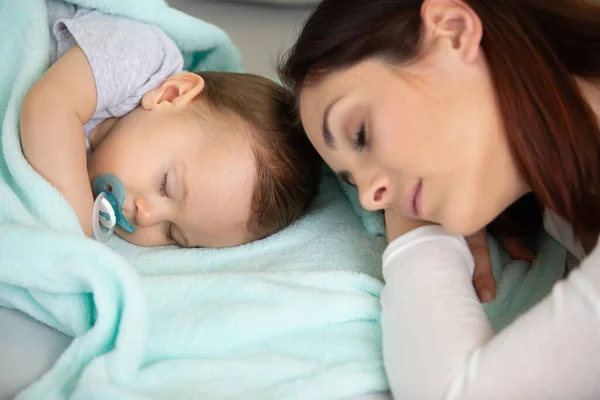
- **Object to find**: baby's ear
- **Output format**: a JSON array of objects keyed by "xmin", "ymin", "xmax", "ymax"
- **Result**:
[{"xmin": 141, "ymin": 73, "xmax": 205, "ymax": 110}]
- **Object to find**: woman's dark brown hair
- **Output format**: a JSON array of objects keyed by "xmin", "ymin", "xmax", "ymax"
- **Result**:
[{"xmin": 279, "ymin": 0, "xmax": 600, "ymax": 238}]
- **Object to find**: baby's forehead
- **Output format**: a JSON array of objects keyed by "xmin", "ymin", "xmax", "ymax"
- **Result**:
[
  {"xmin": 214, "ymin": 118, "xmax": 274, "ymax": 168},
  {"xmin": 202, "ymin": 110, "xmax": 262, "ymax": 143},
  {"xmin": 181, "ymin": 132, "xmax": 257, "ymax": 242}
]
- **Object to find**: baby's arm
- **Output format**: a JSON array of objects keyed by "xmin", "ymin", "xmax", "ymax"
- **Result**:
[{"xmin": 20, "ymin": 45, "xmax": 96, "ymax": 236}]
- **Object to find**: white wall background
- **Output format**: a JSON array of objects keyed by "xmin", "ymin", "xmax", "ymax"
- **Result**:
[{"xmin": 166, "ymin": 0, "xmax": 315, "ymax": 80}]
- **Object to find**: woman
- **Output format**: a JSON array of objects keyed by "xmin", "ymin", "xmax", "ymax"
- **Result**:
[{"xmin": 279, "ymin": 0, "xmax": 600, "ymax": 397}]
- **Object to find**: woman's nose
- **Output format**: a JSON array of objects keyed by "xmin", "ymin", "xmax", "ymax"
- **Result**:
[
  {"xmin": 358, "ymin": 175, "xmax": 391, "ymax": 212},
  {"xmin": 133, "ymin": 197, "xmax": 161, "ymax": 227}
]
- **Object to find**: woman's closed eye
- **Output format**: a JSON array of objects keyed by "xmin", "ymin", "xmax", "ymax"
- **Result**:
[{"xmin": 353, "ymin": 124, "xmax": 366, "ymax": 151}]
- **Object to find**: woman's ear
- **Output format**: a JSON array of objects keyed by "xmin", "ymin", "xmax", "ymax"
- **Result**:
[
  {"xmin": 141, "ymin": 73, "xmax": 205, "ymax": 110},
  {"xmin": 420, "ymin": 0, "xmax": 483, "ymax": 63}
]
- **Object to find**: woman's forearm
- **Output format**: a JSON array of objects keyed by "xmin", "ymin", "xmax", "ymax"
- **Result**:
[{"xmin": 382, "ymin": 225, "xmax": 600, "ymax": 399}]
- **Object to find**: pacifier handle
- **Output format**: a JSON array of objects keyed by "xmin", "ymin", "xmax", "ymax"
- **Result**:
[
  {"xmin": 91, "ymin": 174, "xmax": 136, "ymax": 243},
  {"xmin": 92, "ymin": 192, "xmax": 116, "ymax": 242},
  {"xmin": 92, "ymin": 174, "xmax": 135, "ymax": 234}
]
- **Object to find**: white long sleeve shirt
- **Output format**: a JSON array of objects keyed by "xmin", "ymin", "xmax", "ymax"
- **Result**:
[{"xmin": 381, "ymin": 212, "xmax": 600, "ymax": 399}]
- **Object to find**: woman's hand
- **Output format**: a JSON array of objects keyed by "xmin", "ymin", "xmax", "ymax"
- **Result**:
[
  {"xmin": 385, "ymin": 210, "xmax": 535, "ymax": 303},
  {"xmin": 465, "ymin": 229, "xmax": 496, "ymax": 302},
  {"xmin": 466, "ymin": 229, "xmax": 535, "ymax": 302}
]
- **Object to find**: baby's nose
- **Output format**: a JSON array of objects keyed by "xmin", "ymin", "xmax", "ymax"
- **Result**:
[{"xmin": 133, "ymin": 197, "xmax": 161, "ymax": 227}]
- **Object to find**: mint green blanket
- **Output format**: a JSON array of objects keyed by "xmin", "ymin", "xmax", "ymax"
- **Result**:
[
  {"xmin": 1, "ymin": 1, "xmax": 387, "ymax": 398},
  {"xmin": 0, "ymin": 0, "xmax": 566, "ymax": 399}
]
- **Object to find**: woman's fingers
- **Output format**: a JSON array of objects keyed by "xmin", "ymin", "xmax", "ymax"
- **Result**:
[
  {"xmin": 466, "ymin": 231, "xmax": 535, "ymax": 303},
  {"xmin": 384, "ymin": 213, "xmax": 533, "ymax": 303},
  {"xmin": 501, "ymin": 235, "xmax": 535, "ymax": 262},
  {"xmin": 466, "ymin": 229, "xmax": 497, "ymax": 303}
]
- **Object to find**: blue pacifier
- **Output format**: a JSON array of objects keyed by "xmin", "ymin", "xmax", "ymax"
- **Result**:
[{"xmin": 92, "ymin": 174, "xmax": 135, "ymax": 242}]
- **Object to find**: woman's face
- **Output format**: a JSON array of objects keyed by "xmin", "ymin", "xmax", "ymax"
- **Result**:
[{"xmin": 299, "ymin": 4, "xmax": 529, "ymax": 236}]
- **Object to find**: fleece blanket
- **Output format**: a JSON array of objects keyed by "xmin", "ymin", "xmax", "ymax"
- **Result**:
[
  {"xmin": 0, "ymin": 0, "xmax": 567, "ymax": 398},
  {"xmin": 1, "ymin": 1, "xmax": 387, "ymax": 399}
]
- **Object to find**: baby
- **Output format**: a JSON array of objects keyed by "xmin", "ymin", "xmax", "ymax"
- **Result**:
[{"xmin": 19, "ymin": 1, "xmax": 321, "ymax": 248}]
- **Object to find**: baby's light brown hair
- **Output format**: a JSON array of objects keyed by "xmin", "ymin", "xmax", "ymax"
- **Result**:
[{"xmin": 193, "ymin": 71, "xmax": 322, "ymax": 240}]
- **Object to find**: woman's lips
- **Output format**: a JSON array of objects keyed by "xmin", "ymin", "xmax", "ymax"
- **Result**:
[{"xmin": 401, "ymin": 179, "xmax": 423, "ymax": 218}]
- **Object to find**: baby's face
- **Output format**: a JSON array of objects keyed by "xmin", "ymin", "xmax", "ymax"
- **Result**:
[{"xmin": 87, "ymin": 106, "xmax": 257, "ymax": 248}]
